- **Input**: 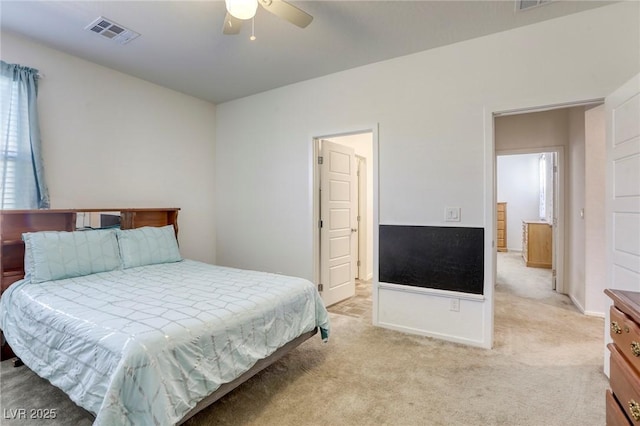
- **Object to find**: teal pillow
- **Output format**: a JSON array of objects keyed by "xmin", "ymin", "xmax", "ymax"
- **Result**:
[
  {"xmin": 23, "ymin": 229, "xmax": 121, "ymax": 284},
  {"xmin": 116, "ymin": 225, "xmax": 181, "ymax": 269},
  {"xmin": 23, "ymin": 240, "xmax": 34, "ymax": 282}
]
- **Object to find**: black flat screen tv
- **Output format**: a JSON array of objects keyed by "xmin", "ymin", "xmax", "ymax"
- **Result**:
[
  {"xmin": 100, "ymin": 214, "xmax": 121, "ymax": 229},
  {"xmin": 379, "ymin": 225, "xmax": 484, "ymax": 295}
]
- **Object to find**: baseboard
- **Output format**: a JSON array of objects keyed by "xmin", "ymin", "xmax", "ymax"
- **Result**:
[
  {"xmin": 375, "ymin": 321, "xmax": 490, "ymax": 349},
  {"xmin": 569, "ymin": 294, "xmax": 586, "ymax": 314},
  {"xmin": 564, "ymin": 293, "xmax": 605, "ymax": 318}
]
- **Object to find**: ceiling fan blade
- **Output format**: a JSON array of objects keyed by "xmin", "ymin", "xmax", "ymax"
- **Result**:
[
  {"xmin": 258, "ymin": 0, "xmax": 313, "ymax": 28},
  {"xmin": 222, "ymin": 12, "xmax": 243, "ymax": 35}
]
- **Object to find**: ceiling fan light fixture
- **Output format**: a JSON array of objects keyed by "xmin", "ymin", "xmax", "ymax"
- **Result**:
[{"xmin": 225, "ymin": 0, "xmax": 258, "ymax": 20}]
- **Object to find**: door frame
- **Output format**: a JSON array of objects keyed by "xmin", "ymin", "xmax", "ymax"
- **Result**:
[
  {"xmin": 495, "ymin": 147, "xmax": 565, "ymax": 293},
  {"xmin": 311, "ymin": 127, "xmax": 379, "ymax": 317},
  {"xmin": 483, "ymin": 98, "xmax": 604, "ymax": 348},
  {"xmin": 356, "ymin": 154, "xmax": 368, "ymax": 280}
]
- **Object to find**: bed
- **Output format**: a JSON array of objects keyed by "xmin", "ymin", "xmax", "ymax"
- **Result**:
[{"xmin": 0, "ymin": 208, "xmax": 330, "ymax": 425}]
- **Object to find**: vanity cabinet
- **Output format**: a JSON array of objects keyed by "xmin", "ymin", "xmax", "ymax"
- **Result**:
[{"xmin": 522, "ymin": 220, "xmax": 552, "ymax": 269}]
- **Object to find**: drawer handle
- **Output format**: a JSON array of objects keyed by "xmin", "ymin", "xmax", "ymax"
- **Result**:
[
  {"xmin": 630, "ymin": 400, "xmax": 640, "ymax": 421},
  {"xmin": 632, "ymin": 342, "xmax": 640, "ymax": 357},
  {"xmin": 611, "ymin": 321, "xmax": 622, "ymax": 334}
]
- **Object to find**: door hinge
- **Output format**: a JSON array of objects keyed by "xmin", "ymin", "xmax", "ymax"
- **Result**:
[
  {"xmin": 319, "ymin": 220, "xmax": 323, "ymax": 228},
  {"xmin": 553, "ymin": 165, "xmax": 558, "ymax": 173},
  {"xmin": 552, "ymin": 269, "xmax": 557, "ymax": 277},
  {"xmin": 357, "ymin": 215, "xmax": 361, "ymax": 222},
  {"xmin": 318, "ymin": 283, "xmax": 324, "ymax": 292},
  {"xmin": 318, "ymin": 156, "xmax": 323, "ymax": 165},
  {"xmin": 357, "ymin": 260, "xmax": 361, "ymax": 266}
]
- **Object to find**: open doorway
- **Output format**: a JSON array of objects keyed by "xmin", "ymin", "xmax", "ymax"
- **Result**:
[
  {"xmin": 493, "ymin": 103, "xmax": 605, "ymax": 314},
  {"xmin": 312, "ymin": 131, "xmax": 374, "ymax": 309},
  {"xmin": 496, "ymin": 150, "xmax": 559, "ymax": 298}
]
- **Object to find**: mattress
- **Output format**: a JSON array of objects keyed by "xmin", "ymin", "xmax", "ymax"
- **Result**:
[{"xmin": 0, "ymin": 259, "xmax": 330, "ymax": 425}]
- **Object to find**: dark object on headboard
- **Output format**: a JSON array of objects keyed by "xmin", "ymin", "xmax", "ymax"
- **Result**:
[
  {"xmin": 379, "ymin": 225, "xmax": 484, "ymax": 295},
  {"xmin": 100, "ymin": 214, "xmax": 121, "ymax": 228}
]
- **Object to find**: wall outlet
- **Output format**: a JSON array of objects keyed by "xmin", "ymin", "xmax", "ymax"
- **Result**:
[
  {"xmin": 445, "ymin": 207, "xmax": 461, "ymax": 222},
  {"xmin": 450, "ymin": 298, "xmax": 460, "ymax": 312}
]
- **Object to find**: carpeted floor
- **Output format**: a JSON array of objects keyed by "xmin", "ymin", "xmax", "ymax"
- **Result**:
[{"xmin": 0, "ymin": 252, "xmax": 606, "ymax": 425}]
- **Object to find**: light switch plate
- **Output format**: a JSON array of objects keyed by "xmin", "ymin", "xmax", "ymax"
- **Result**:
[
  {"xmin": 450, "ymin": 298, "xmax": 460, "ymax": 312},
  {"xmin": 445, "ymin": 207, "xmax": 461, "ymax": 222}
]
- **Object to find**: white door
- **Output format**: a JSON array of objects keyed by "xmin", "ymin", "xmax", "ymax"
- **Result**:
[
  {"xmin": 604, "ymin": 73, "xmax": 640, "ymax": 375},
  {"xmin": 606, "ymin": 74, "xmax": 640, "ymax": 291},
  {"xmin": 320, "ymin": 140, "xmax": 357, "ymax": 306}
]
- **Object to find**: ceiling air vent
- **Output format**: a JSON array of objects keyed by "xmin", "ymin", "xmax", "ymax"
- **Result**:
[
  {"xmin": 84, "ymin": 17, "xmax": 140, "ymax": 45},
  {"xmin": 517, "ymin": 0, "xmax": 552, "ymax": 11}
]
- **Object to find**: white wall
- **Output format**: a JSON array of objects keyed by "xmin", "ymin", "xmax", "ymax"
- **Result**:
[
  {"xmin": 215, "ymin": 3, "xmax": 640, "ymax": 347},
  {"xmin": 497, "ymin": 154, "xmax": 540, "ymax": 251},
  {"xmin": 568, "ymin": 108, "xmax": 586, "ymax": 310},
  {"xmin": 495, "ymin": 109, "xmax": 571, "ymax": 152},
  {"xmin": 1, "ymin": 31, "xmax": 217, "ymax": 263},
  {"xmin": 327, "ymin": 133, "xmax": 374, "ymax": 281},
  {"xmin": 584, "ymin": 104, "xmax": 607, "ymax": 316}
]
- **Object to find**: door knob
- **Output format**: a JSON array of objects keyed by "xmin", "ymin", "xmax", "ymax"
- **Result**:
[{"xmin": 351, "ymin": 228, "xmax": 358, "ymax": 233}]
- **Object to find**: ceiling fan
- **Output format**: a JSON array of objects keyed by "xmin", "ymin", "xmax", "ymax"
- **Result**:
[{"xmin": 223, "ymin": 0, "xmax": 313, "ymax": 35}]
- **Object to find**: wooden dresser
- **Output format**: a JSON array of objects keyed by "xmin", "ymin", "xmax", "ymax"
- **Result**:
[
  {"xmin": 522, "ymin": 220, "xmax": 552, "ymax": 268},
  {"xmin": 606, "ymin": 289, "xmax": 640, "ymax": 425},
  {"xmin": 497, "ymin": 202, "xmax": 507, "ymax": 252}
]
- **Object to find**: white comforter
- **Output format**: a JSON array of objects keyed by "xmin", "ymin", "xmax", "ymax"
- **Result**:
[{"xmin": 0, "ymin": 260, "xmax": 330, "ymax": 425}]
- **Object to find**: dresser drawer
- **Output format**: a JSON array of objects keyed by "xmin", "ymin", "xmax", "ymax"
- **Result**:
[
  {"xmin": 608, "ymin": 389, "xmax": 634, "ymax": 426},
  {"xmin": 611, "ymin": 306, "xmax": 640, "ymax": 372},
  {"xmin": 610, "ymin": 343, "xmax": 640, "ymax": 424}
]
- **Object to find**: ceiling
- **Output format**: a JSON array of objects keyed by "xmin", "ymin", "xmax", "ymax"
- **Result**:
[{"xmin": 0, "ymin": 1, "xmax": 613, "ymax": 104}]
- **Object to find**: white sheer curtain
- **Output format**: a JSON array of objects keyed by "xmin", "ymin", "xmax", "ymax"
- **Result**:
[
  {"xmin": 539, "ymin": 154, "xmax": 547, "ymax": 220},
  {"xmin": 0, "ymin": 60, "xmax": 49, "ymax": 209}
]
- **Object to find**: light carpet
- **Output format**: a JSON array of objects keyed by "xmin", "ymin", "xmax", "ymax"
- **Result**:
[{"xmin": 1, "ymin": 253, "xmax": 606, "ymax": 425}]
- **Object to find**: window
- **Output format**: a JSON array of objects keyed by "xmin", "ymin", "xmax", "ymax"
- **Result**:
[
  {"xmin": 1, "ymin": 72, "xmax": 27, "ymax": 208},
  {"xmin": 539, "ymin": 154, "xmax": 547, "ymax": 220},
  {"xmin": 0, "ymin": 61, "xmax": 49, "ymax": 209}
]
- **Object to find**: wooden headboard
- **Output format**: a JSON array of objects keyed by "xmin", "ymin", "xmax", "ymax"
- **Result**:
[{"xmin": 0, "ymin": 208, "xmax": 180, "ymax": 295}]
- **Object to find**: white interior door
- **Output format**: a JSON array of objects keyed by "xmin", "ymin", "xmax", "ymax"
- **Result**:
[
  {"xmin": 606, "ymin": 74, "xmax": 640, "ymax": 292},
  {"xmin": 604, "ymin": 73, "xmax": 640, "ymax": 375},
  {"xmin": 320, "ymin": 140, "xmax": 357, "ymax": 306}
]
